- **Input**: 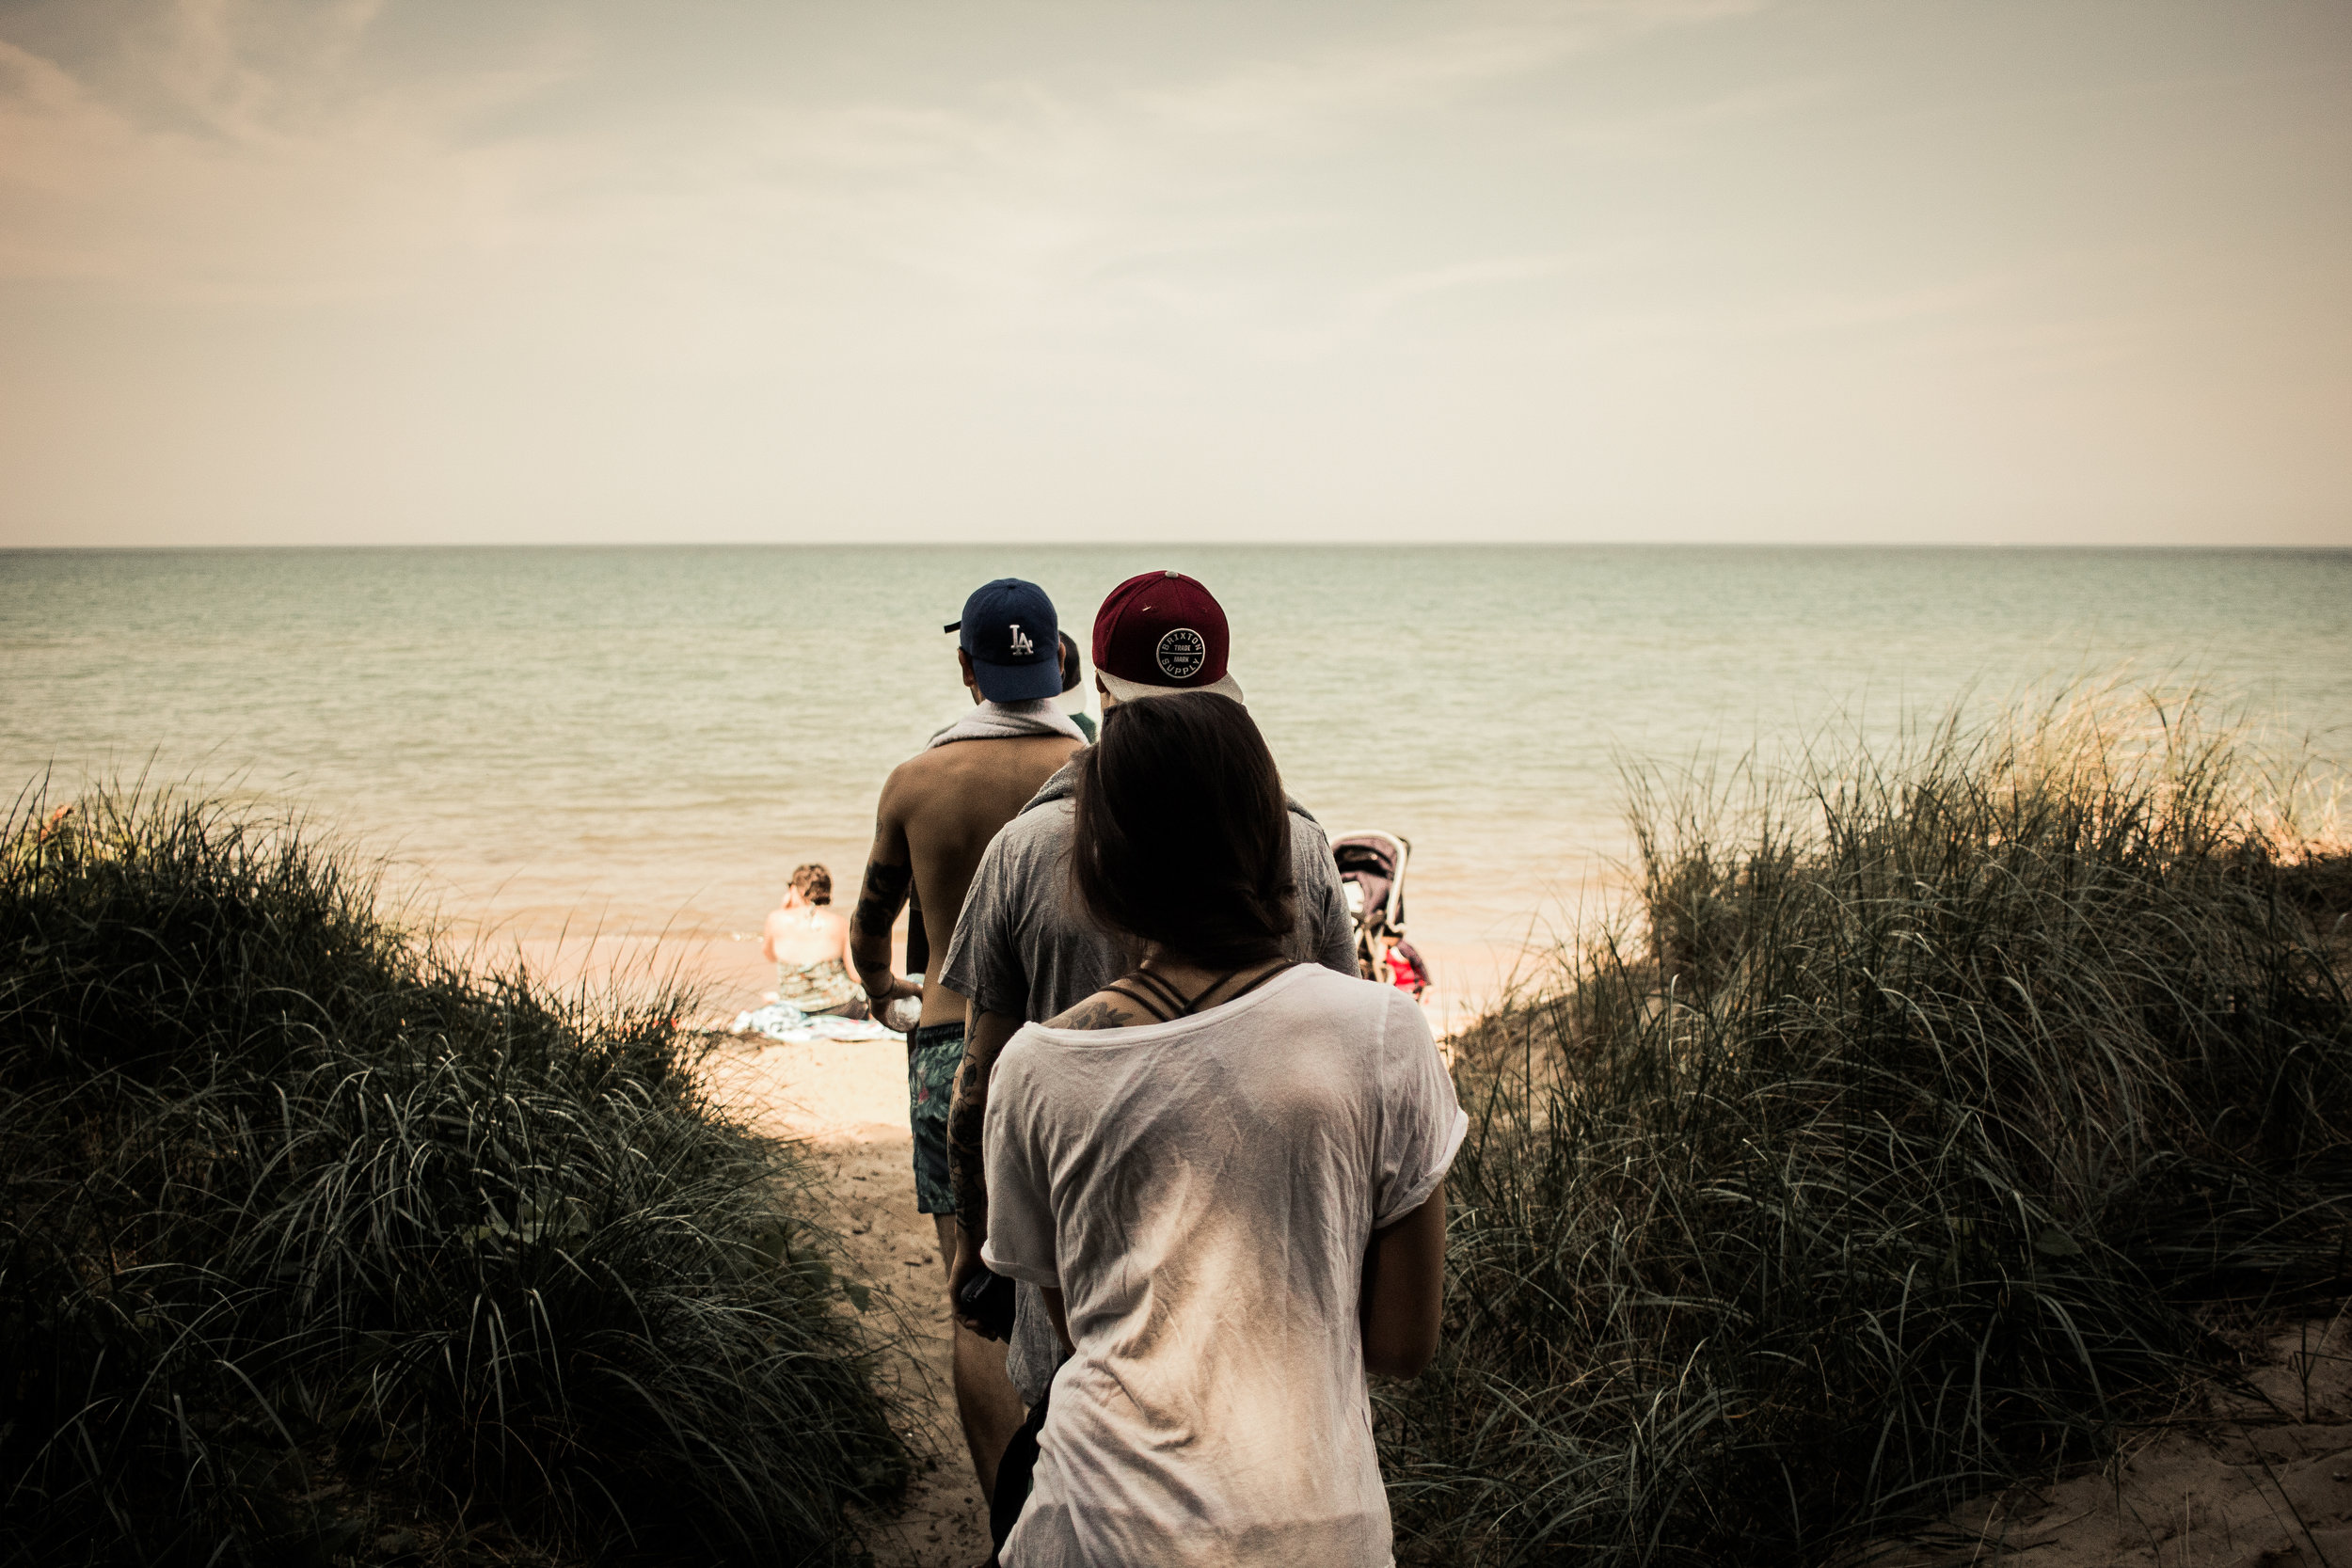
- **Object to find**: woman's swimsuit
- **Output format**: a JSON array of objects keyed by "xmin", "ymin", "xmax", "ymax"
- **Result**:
[{"xmin": 777, "ymin": 957, "xmax": 865, "ymax": 1016}]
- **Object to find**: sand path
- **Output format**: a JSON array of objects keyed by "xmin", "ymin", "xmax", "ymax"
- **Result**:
[{"xmin": 702, "ymin": 1030, "xmax": 994, "ymax": 1568}]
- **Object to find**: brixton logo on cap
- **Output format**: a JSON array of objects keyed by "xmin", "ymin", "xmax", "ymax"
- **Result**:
[{"xmin": 1156, "ymin": 627, "xmax": 1207, "ymax": 680}]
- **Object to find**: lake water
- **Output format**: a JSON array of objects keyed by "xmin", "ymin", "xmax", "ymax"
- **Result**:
[{"xmin": 6, "ymin": 546, "xmax": 2347, "ymax": 1014}]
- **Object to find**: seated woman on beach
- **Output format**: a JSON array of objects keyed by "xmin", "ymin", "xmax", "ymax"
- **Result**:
[
  {"xmin": 761, "ymin": 863, "xmax": 868, "ymax": 1018},
  {"xmin": 979, "ymin": 695, "xmax": 1465, "ymax": 1567}
]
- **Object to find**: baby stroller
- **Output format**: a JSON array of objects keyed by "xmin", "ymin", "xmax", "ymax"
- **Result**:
[{"xmin": 1332, "ymin": 831, "xmax": 1428, "ymax": 997}]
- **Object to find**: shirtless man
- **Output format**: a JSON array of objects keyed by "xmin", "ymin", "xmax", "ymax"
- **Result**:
[
  {"xmin": 760, "ymin": 864, "xmax": 864, "ymax": 1017},
  {"xmin": 847, "ymin": 577, "xmax": 1085, "ymax": 1497}
]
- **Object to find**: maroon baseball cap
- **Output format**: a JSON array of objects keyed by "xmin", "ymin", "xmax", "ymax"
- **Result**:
[{"xmin": 1091, "ymin": 570, "xmax": 1245, "ymax": 704}]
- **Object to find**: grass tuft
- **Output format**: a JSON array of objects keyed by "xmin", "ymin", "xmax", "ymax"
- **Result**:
[
  {"xmin": 0, "ymin": 787, "xmax": 907, "ymax": 1567},
  {"xmin": 1382, "ymin": 689, "xmax": 2352, "ymax": 1565}
]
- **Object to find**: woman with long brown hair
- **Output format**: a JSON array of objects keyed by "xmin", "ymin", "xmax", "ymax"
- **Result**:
[{"xmin": 980, "ymin": 693, "xmax": 1464, "ymax": 1566}]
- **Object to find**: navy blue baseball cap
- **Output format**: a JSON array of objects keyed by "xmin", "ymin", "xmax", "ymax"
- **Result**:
[{"xmin": 944, "ymin": 578, "xmax": 1062, "ymax": 703}]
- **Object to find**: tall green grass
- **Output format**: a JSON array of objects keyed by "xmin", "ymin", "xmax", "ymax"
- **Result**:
[
  {"xmin": 0, "ymin": 789, "xmax": 907, "ymax": 1567},
  {"xmin": 1381, "ymin": 691, "xmax": 2352, "ymax": 1565}
]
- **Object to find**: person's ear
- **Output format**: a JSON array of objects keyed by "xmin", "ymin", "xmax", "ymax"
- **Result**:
[
  {"xmin": 1095, "ymin": 673, "xmax": 1119, "ymax": 711},
  {"xmin": 959, "ymin": 648, "xmax": 982, "ymax": 701}
]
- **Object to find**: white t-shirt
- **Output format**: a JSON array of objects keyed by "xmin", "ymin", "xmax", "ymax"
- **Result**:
[{"xmin": 981, "ymin": 964, "xmax": 1468, "ymax": 1568}]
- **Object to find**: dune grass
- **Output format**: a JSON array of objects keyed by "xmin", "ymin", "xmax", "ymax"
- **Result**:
[
  {"xmin": 1381, "ymin": 690, "xmax": 2352, "ymax": 1565},
  {"xmin": 0, "ymin": 788, "xmax": 907, "ymax": 1567}
]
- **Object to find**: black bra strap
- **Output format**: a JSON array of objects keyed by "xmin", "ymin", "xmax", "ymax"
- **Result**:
[
  {"xmin": 1101, "ymin": 979, "xmax": 1180, "ymax": 1022},
  {"xmin": 1113, "ymin": 958, "xmax": 1301, "ymax": 1021},
  {"xmin": 1215, "ymin": 959, "xmax": 1300, "ymax": 1008},
  {"xmin": 1124, "ymin": 968, "xmax": 1191, "ymax": 1016}
]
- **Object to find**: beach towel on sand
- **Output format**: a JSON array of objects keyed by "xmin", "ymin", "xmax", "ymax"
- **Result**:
[
  {"xmin": 731, "ymin": 1002, "xmax": 899, "ymax": 1044},
  {"xmin": 927, "ymin": 699, "xmax": 1086, "ymax": 750}
]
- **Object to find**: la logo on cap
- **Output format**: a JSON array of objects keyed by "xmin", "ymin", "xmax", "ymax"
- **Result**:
[
  {"xmin": 1156, "ymin": 627, "xmax": 1206, "ymax": 680},
  {"xmin": 953, "ymin": 578, "xmax": 1063, "ymax": 704}
]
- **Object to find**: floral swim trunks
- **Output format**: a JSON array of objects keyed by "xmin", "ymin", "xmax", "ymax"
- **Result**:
[{"xmin": 906, "ymin": 1022, "xmax": 963, "ymax": 1215}]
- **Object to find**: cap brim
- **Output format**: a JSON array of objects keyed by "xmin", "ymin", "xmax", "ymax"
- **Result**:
[
  {"xmin": 973, "ymin": 657, "xmax": 1066, "ymax": 703},
  {"xmin": 1097, "ymin": 669, "xmax": 1246, "ymax": 705}
]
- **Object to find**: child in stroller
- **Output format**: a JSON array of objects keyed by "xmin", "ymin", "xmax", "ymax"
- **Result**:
[{"xmin": 1332, "ymin": 831, "xmax": 1429, "ymax": 998}]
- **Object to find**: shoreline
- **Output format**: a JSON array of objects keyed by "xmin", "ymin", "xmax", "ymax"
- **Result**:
[{"xmin": 471, "ymin": 919, "xmax": 1528, "ymax": 1044}]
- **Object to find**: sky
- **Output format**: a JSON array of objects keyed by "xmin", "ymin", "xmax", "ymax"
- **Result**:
[{"xmin": 1, "ymin": 0, "xmax": 2347, "ymax": 547}]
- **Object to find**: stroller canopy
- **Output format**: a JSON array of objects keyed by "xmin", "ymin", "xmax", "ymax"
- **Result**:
[{"xmin": 1332, "ymin": 831, "xmax": 1409, "ymax": 937}]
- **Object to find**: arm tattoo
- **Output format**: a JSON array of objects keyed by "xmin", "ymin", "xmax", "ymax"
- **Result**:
[
  {"xmin": 947, "ymin": 1039, "xmax": 993, "ymax": 1241},
  {"xmin": 949, "ymin": 998, "xmax": 1128, "ymax": 1235},
  {"xmin": 850, "ymin": 861, "xmax": 914, "ymax": 989},
  {"xmin": 852, "ymin": 859, "xmax": 913, "ymax": 936}
]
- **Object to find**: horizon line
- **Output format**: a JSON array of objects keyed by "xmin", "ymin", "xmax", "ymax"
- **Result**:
[{"xmin": 6, "ymin": 540, "xmax": 2350, "ymax": 555}]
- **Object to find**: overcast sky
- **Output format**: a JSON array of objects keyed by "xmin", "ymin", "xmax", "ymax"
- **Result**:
[{"xmin": 2, "ymin": 0, "xmax": 2347, "ymax": 546}]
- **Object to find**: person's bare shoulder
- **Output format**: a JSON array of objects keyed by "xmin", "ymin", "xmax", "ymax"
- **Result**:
[
  {"xmin": 871, "ymin": 746, "xmax": 961, "ymax": 824},
  {"xmin": 890, "ymin": 736, "xmax": 1077, "ymax": 807},
  {"xmin": 898, "ymin": 734, "xmax": 1078, "ymax": 778}
]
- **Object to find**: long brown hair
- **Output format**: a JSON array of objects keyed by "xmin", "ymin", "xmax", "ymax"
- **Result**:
[{"xmin": 1069, "ymin": 694, "xmax": 1295, "ymax": 968}]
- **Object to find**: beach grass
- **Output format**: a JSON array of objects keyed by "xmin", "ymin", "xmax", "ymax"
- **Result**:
[
  {"xmin": 1379, "ymin": 689, "xmax": 2352, "ymax": 1565},
  {"xmin": 0, "ymin": 787, "xmax": 908, "ymax": 1567}
]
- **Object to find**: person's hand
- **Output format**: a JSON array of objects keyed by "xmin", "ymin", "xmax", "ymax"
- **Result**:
[
  {"xmin": 854, "ymin": 966, "xmax": 921, "ymax": 1011},
  {"xmin": 870, "ymin": 973, "xmax": 922, "ymax": 1005},
  {"xmin": 947, "ymin": 1226, "xmax": 989, "ymax": 1336}
]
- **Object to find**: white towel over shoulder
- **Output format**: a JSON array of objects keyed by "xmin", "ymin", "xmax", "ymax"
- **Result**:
[{"xmin": 927, "ymin": 699, "xmax": 1086, "ymax": 750}]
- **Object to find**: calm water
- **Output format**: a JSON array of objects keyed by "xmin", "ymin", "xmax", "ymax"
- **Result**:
[{"xmin": 6, "ymin": 546, "xmax": 2348, "ymax": 1001}]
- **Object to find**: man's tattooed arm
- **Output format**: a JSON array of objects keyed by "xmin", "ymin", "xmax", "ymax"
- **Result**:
[
  {"xmin": 948, "ymin": 1009, "xmax": 1021, "ymax": 1243},
  {"xmin": 849, "ymin": 859, "xmax": 913, "ymax": 997},
  {"xmin": 951, "ymin": 992, "xmax": 1140, "ymax": 1243},
  {"xmin": 949, "ymin": 992, "xmax": 1140, "ymax": 1269}
]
